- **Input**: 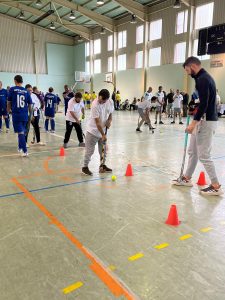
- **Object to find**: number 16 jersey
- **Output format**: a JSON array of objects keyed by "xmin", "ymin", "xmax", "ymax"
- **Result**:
[{"xmin": 8, "ymin": 86, "xmax": 32, "ymax": 122}]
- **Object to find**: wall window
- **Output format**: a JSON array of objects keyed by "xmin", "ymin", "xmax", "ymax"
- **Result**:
[
  {"xmin": 136, "ymin": 25, "xmax": 144, "ymax": 44},
  {"xmin": 174, "ymin": 42, "xmax": 186, "ymax": 63},
  {"xmin": 108, "ymin": 56, "xmax": 113, "ymax": 72},
  {"xmin": 135, "ymin": 51, "xmax": 143, "ymax": 68},
  {"xmin": 108, "ymin": 35, "xmax": 113, "ymax": 51},
  {"xmin": 176, "ymin": 10, "xmax": 188, "ymax": 34},
  {"xmin": 94, "ymin": 59, "xmax": 101, "ymax": 74},
  {"xmin": 149, "ymin": 19, "xmax": 162, "ymax": 41},
  {"xmin": 149, "ymin": 47, "xmax": 161, "ymax": 67},
  {"xmin": 86, "ymin": 61, "xmax": 90, "ymax": 74},
  {"xmin": 195, "ymin": 2, "xmax": 214, "ymax": 29},
  {"xmin": 94, "ymin": 39, "xmax": 101, "ymax": 55},
  {"xmin": 193, "ymin": 39, "xmax": 210, "ymax": 60},
  {"xmin": 118, "ymin": 30, "xmax": 127, "ymax": 49},
  {"xmin": 118, "ymin": 54, "xmax": 126, "ymax": 71},
  {"xmin": 85, "ymin": 42, "xmax": 90, "ymax": 57}
]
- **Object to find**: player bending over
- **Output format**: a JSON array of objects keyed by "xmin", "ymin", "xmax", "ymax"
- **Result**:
[{"xmin": 136, "ymin": 96, "xmax": 155, "ymax": 132}]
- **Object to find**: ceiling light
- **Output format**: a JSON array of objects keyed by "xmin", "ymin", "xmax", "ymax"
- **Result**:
[
  {"xmin": 69, "ymin": 10, "xmax": 76, "ymax": 20},
  {"xmin": 35, "ymin": 0, "xmax": 42, "ymax": 6},
  {"xmin": 49, "ymin": 22, "xmax": 55, "ymax": 30},
  {"xmin": 77, "ymin": 35, "xmax": 83, "ymax": 42},
  {"xmin": 173, "ymin": 0, "xmax": 181, "ymax": 8},
  {"xmin": 130, "ymin": 14, "xmax": 137, "ymax": 24},
  {"xmin": 18, "ymin": 11, "xmax": 25, "ymax": 19},
  {"xmin": 100, "ymin": 27, "xmax": 106, "ymax": 35},
  {"xmin": 97, "ymin": 0, "xmax": 104, "ymax": 5}
]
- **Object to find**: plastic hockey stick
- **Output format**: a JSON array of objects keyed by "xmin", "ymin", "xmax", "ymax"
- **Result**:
[
  {"xmin": 178, "ymin": 115, "xmax": 191, "ymax": 182},
  {"xmin": 100, "ymin": 127, "xmax": 108, "ymax": 168}
]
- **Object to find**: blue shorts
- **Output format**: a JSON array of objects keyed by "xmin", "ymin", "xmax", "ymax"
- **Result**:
[
  {"xmin": 0, "ymin": 109, "xmax": 7, "ymax": 116},
  {"xmin": 13, "ymin": 121, "xmax": 27, "ymax": 133},
  {"xmin": 45, "ymin": 109, "xmax": 55, "ymax": 118}
]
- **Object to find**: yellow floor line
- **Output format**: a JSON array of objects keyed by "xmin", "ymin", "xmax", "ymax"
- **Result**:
[
  {"xmin": 128, "ymin": 253, "xmax": 144, "ymax": 261},
  {"xmin": 179, "ymin": 234, "xmax": 193, "ymax": 241},
  {"xmin": 154, "ymin": 243, "xmax": 169, "ymax": 250},
  {"xmin": 200, "ymin": 227, "xmax": 213, "ymax": 233},
  {"xmin": 62, "ymin": 281, "xmax": 83, "ymax": 295}
]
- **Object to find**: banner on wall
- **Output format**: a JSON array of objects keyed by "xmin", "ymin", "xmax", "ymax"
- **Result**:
[{"xmin": 210, "ymin": 59, "xmax": 224, "ymax": 68}]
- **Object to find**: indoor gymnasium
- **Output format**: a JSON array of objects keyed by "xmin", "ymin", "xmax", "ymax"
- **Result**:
[{"xmin": 1, "ymin": 0, "xmax": 225, "ymax": 299}]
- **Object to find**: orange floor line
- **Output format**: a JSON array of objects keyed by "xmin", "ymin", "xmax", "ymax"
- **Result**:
[{"xmin": 11, "ymin": 177, "xmax": 139, "ymax": 300}]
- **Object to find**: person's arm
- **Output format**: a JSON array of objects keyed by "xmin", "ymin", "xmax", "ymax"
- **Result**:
[
  {"xmin": 105, "ymin": 113, "xmax": 112, "ymax": 128},
  {"xmin": 70, "ymin": 111, "xmax": 80, "ymax": 123},
  {"xmin": 95, "ymin": 118, "xmax": 106, "ymax": 142},
  {"xmin": 7, "ymin": 101, "xmax": 11, "ymax": 113},
  {"xmin": 81, "ymin": 107, "xmax": 85, "ymax": 119}
]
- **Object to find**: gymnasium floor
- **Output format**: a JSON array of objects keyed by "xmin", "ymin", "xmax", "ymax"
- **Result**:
[{"xmin": 1, "ymin": 109, "xmax": 225, "ymax": 300}]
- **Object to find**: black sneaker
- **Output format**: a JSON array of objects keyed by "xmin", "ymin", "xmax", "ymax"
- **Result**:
[
  {"xmin": 149, "ymin": 126, "xmax": 155, "ymax": 130},
  {"xmin": 99, "ymin": 164, "xmax": 112, "ymax": 173},
  {"xmin": 200, "ymin": 185, "xmax": 224, "ymax": 196},
  {"xmin": 136, "ymin": 128, "xmax": 142, "ymax": 132},
  {"xmin": 159, "ymin": 121, "xmax": 164, "ymax": 124},
  {"xmin": 179, "ymin": 122, "xmax": 184, "ymax": 125},
  {"xmin": 171, "ymin": 121, "xmax": 175, "ymax": 124},
  {"xmin": 82, "ymin": 167, "xmax": 93, "ymax": 176},
  {"xmin": 154, "ymin": 121, "xmax": 157, "ymax": 124}
]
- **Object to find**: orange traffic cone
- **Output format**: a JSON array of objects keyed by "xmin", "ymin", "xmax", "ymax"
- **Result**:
[
  {"xmin": 197, "ymin": 171, "xmax": 206, "ymax": 186},
  {"xmin": 165, "ymin": 205, "xmax": 180, "ymax": 226},
  {"xmin": 60, "ymin": 147, "xmax": 65, "ymax": 157},
  {"xmin": 125, "ymin": 163, "xmax": 133, "ymax": 176}
]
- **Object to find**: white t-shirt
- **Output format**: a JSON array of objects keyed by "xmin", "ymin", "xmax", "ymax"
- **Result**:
[
  {"xmin": 216, "ymin": 93, "xmax": 221, "ymax": 105},
  {"xmin": 144, "ymin": 91, "xmax": 152, "ymax": 102},
  {"xmin": 155, "ymin": 92, "xmax": 164, "ymax": 107},
  {"xmin": 173, "ymin": 94, "xmax": 183, "ymax": 109},
  {"xmin": 31, "ymin": 93, "xmax": 41, "ymax": 116},
  {"xmin": 137, "ymin": 100, "xmax": 151, "ymax": 111},
  {"xmin": 86, "ymin": 99, "xmax": 114, "ymax": 138},
  {"xmin": 66, "ymin": 98, "xmax": 84, "ymax": 122}
]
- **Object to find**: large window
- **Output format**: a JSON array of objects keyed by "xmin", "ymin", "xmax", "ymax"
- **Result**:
[
  {"xmin": 85, "ymin": 61, "xmax": 90, "ymax": 74},
  {"xmin": 195, "ymin": 2, "xmax": 214, "ymax": 29},
  {"xmin": 135, "ymin": 51, "xmax": 143, "ymax": 68},
  {"xmin": 108, "ymin": 56, "xmax": 113, "ymax": 72},
  {"xmin": 193, "ymin": 39, "xmax": 210, "ymax": 60},
  {"xmin": 136, "ymin": 25, "xmax": 144, "ymax": 44},
  {"xmin": 118, "ymin": 54, "xmax": 126, "ymax": 71},
  {"xmin": 149, "ymin": 47, "xmax": 161, "ymax": 67},
  {"xmin": 94, "ymin": 59, "xmax": 101, "ymax": 74},
  {"xmin": 94, "ymin": 39, "xmax": 101, "ymax": 55},
  {"xmin": 149, "ymin": 19, "xmax": 162, "ymax": 41},
  {"xmin": 85, "ymin": 42, "xmax": 90, "ymax": 57},
  {"xmin": 118, "ymin": 30, "xmax": 127, "ymax": 49},
  {"xmin": 174, "ymin": 42, "xmax": 186, "ymax": 63},
  {"xmin": 176, "ymin": 10, "xmax": 188, "ymax": 34},
  {"xmin": 108, "ymin": 35, "xmax": 113, "ymax": 51}
]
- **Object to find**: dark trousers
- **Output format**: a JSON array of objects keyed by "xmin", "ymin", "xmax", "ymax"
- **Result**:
[
  {"xmin": 64, "ymin": 120, "xmax": 84, "ymax": 144},
  {"xmin": 31, "ymin": 116, "xmax": 40, "ymax": 143},
  {"xmin": 183, "ymin": 105, "xmax": 188, "ymax": 117}
]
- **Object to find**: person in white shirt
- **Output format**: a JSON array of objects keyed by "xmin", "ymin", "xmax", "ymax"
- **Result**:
[
  {"xmin": 216, "ymin": 89, "xmax": 221, "ymax": 116},
  {"xmin": 144, "ymin": 87, "xmax": 153, "ymax": 102},
  {"xmin": 136, "ymin": 96, "xmax": 155, "ymax": 132},
  {"xmin": 155, "ymin": 86, "xmax": 164, "ymax": 124},
  {"xmin": 63, "ymin": 92, "xmax": 85, "ymax": 148},
  {"xmin": 82, "ymin": 89, "xmax": 114, "ymax": 176},
  {"xmin": 171, "ymin": 89, "xmax": 183, "ymax": 124}
]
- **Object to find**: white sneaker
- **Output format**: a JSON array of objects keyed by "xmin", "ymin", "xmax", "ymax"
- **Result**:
[
  {"xmin": 200, "ymin": 185, "xmax": 224, "ymax": 196},
  {"xmin": 18, "ymin": 148, "xmax": 22, "ymax": 153},
  {"xmin": 21, "ymin": 152, "xmax": 29, "ymax": 157},
  {"xmin": 37, "ymin": 141, "xmax": 46, "ymax": 146},
  {"xmin": 172, "ymin": 176, "xmax": 193, "ymax": 187},
  {"xmin": 26, "ymin": 143, "xmax": 30, "ymax": 148}
]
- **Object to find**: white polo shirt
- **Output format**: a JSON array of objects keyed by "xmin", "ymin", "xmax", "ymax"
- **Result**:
[
  {"xmin": 144, "ymin": 91, "xmax": 152, "ymax": 102},
  {"xmin": 173, "ymin": 94, "xmax": 183, "ymax": 109},
  {"xmin": 155, "ymin": 92, "xmax": 164, "ymax": 107},
  {"xmin": 137, "ymin": 100, "xmax": 151, "ymax": 111},
  {"xmin": 66, "ymin": 98, "xmax": 84, "ymax": 122}
]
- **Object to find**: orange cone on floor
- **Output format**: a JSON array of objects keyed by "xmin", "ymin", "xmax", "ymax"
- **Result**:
[
  {"xmin": 197, "ymin": 171, "xmax": 206, "ymax": 186},
  {"xmin": 165, "ymin": 205, "xmax": 180, "ymax": 226},
  {"xmin": 125, "ymin": 163, "xmax": 133, "ymax": 176},
  {"xmin": 60, "ymin": 147, "xmax": 65, "ymax": 157}
]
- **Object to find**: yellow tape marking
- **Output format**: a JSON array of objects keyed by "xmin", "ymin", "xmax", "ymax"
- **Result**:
[
  {"xmin": 179, "ymin": 234, "xmax": 193, "ymax": 241},
  {"xmin": 128, "ymin": 253, "xmax": 144, "ymax": 261},
  {"xmin": 108, "ymin": 265, "xmax": 116, "ymax": 271},
  {"xmin": 154, "ymin": 243, "xmax": 169, "ymax": 250},
  {"xmin": 200, "ymin": 227, "xmax": 213, "ymax": 233},
  {"xmin": 62, "ymin": 281, "xmax": 83, "ymax": 295}
]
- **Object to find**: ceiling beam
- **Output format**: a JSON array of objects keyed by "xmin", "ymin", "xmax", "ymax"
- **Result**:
[
  {"xmin": 113, "ymin": 0, "xmax": 146, "ymax": 21},
  {"xmin": 52, "ymin": 0, "xmax": 114, "ymax": 32},
  {"xmin": 0, "ymin": 1, "xmax": 91, "ymax": 39}
]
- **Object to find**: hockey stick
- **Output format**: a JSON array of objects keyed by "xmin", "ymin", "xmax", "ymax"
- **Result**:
[
  {"xmin": 177, "ymin": 115, "xmax": 191, "ymax": 182},
  {"xmin": 100, "ymin": 127, "xmax": 108, "ymax": 169}
]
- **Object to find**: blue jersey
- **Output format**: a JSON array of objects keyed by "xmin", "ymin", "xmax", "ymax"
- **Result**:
[
  {"xmin": 8, "ymin": 86, "xmax": 32, "ymax": 122},
  {"xmin": 0, "ymin": 88, "xmax": 8, "ymax": 112},
  {"xmin": 44, "ymin": 93, "xmax": 57, "ymax": 117}
]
